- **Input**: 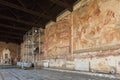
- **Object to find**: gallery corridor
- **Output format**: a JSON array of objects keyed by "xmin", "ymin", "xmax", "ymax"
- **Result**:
[{"xmin": 0, "ymin": 0, "xmax": 120, "ymax": 79}]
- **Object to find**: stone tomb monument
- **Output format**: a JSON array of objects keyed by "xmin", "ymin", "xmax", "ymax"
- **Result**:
[{"xmin": 2, "ymin": 48, "xmax": 11, "ymax": 64}]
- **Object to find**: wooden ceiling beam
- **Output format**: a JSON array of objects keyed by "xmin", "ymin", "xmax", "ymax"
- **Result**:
[
  {"xmin": 0, "ymin": 0, "xmax": 53, "ymax": 20},
  {"xmin": 0, "ymin": 37, "xmax": 22, "ymax": 44},
  {"xmin": 17, "ymin": 0, "xmax": 26, "ymax": 8},
  {"xmin": 0, "ymin": 35, "xmax": 22, "ymax": 40},
  {"xmin": 50, "ymin": 0, "xmax": 73, "ymax": 12},
  {"xmin": 0, "ymin": 23, "xmax": 27, "ymax": 31},
  {"xmin": 0, "ymin": 30, "xmax": 23, "ymax": 36},
  {"xmin": 0, "ymin": 14, "xmax": 42, "ymax": 27}
]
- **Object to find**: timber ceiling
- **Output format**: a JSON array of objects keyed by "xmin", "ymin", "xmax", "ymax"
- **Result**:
[{"xmin": 0, "ymin": 0, "xmax": 78, "ymax": 44}]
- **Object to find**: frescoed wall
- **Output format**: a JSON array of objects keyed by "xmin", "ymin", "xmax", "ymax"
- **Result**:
[
  {"xmin": 73, "ymin": 0, "xmax": 120, "ymax": 51},
  {"xmin": 43, "ymin": 0, "xmax": 120, "ymax": 73},
  {"xmin": 45, "ymin": 15, "xmax": 72, "ymax": 59},
  {"xmin": 21, "ymin": 0, "xmax": 120, "ymax": 73}
]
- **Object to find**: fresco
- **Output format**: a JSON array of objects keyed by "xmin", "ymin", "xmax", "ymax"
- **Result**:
[
  {"xmin": 73, "ymin": 0, "xmax": 120, "ymax": 51},
  {"xmin": 45, "ymin": 15, "xmax": 71, "ymax": 58}
]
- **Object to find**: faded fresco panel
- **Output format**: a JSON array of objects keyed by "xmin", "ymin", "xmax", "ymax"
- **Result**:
[
  {"xmin": 45, "ymin": 15, "xmax": 71, "ymax": 58},
  {"xmin": 73, "ymin": 0, "xmax": 120, "ymax": 51},
  {"xmin": 45, "ymin": 23, "xmax": 57, "ymax": 58}
]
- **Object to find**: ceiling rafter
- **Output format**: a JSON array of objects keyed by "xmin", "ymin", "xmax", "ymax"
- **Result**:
[
  {"xmin": 50, "ymin": 0, "xmax": 73, "ymax": 12},
  {"xmin": 0, "ymin": 14, "xmax": 42, "ymax": 27},
  {"xmin": 0, "ymin": 30, "xmax": 23, "ymax": 36},
  {"xmin": 0, "ymin": 0, "xmax": 77, "ymax": 44},
  {"xmin": 0, "ymin": 37, "xmax": 22, "ymax": 44},
  {"xmin": 0, "ymin": 34, "xmax": 22, "ymax": 40},
  {"xmin": 0, "ymin": 23, "xmax": 27, "ymax": 31},
  {"xmin": 17, "ymin": 0, "xmax": 26, "ymax": 8},
  {"xmin": 8, "ymin": 8, "xmax": 18, "ymax": 19},
  {"xmin": 0, "ymin": 0, "xmax": 53, "ymax": 20}
]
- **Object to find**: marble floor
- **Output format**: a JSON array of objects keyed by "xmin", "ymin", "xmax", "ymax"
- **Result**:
[{"xmin": 0, "ymin": 68, "xmax": 118, "ymax": 80}]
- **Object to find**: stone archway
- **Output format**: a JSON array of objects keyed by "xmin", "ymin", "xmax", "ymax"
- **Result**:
[{"xmin": 2, "ymin": 48, "xmax": 11, "ymax": 64}]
